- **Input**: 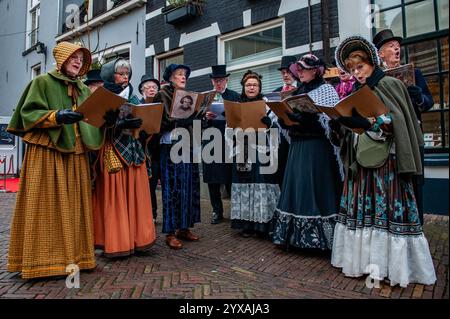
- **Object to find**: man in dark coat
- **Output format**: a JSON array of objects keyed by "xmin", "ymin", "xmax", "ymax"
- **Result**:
[
  {"xmin": 203, "ymin": 65, "xmax": 240, "ymax": 224},
  {"xmin": 273, "ymin": 56, "xmax": 298, "ymax": 92},
  {"xmin": 374, "ymin": 29, "xmax": 434, "ymax": 225}
]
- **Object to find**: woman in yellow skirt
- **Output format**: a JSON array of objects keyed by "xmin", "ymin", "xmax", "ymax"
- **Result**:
[{"xmin": 6, "ymin": 42, "xmax": 104, "ymax": 279}]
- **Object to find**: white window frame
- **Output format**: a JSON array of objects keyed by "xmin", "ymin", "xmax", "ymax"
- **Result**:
[
  {"xmin": 217, "ymin": 18, "xmax": 285, "ymax": 73},
  {"xmin": 27, "ymin": 0, "xmax": 40, "ymax": 49},
  {"xmin": 31, "ymin": 64, "xmax": 41, "ymax": 80},
  {"xmin": 154, "ymin": 48, "xmax": 184, "ymax": 83}
]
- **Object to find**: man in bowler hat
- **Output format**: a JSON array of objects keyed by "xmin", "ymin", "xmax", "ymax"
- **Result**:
[
  {"xmin": 374, "ymin": 29, "xmax": 434, "ymax": 225},
  {"xmin": 204, "ymin": 65, "xmax": 240, "ymax": 224},
  {"xmin": 273, "ymin": 56, "xmax": 298, "ymax": 92}
]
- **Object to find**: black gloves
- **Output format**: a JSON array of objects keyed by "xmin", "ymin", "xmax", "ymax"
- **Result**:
[
  {"xmin": 117, "ymin": 116, "xmax": 142, "ymax": 130},
  {"xmin": 338, "ymin": 108, "xmax": 372, "ymax": 130},
  {"xmin": 286, "ymin": 110, "xmax": 302, "ymax": 123},
  {"xmin": 261, "ymin": 116, "xmax": 273, "ymax": 128},
  {"xmin": 56, "ymin": 109, "xmax": 84, "ymax": 124},
  {"xmin": 103, "ymin": 110, "xmax": 120, "ymax": 127},
  {"xmin": 407, "ymin": 85, "xmax": 424, "ymax": 105}
]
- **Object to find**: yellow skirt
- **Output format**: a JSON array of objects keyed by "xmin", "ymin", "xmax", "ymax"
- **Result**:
[{"xmin": 8, "ymin": 141, "xmax": 96, "ymax": 279}]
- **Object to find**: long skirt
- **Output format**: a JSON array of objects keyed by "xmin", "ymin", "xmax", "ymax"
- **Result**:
[
  {"xmin": 230, "ymin": 148, "xmax": 280, "ymax": 235},
  {"xmin": 331, "ymin": 155, "xmax": 436, "ymax": 287},
  {"xmin": 93, "ymin": 146, "xmax": 156, "ymax": 258},
  {"xmin": 8, "ymin": 143, "xmax": 96, "ymax": 279},
  {"xmin": 160, "ymin": 145, "xmax": 201, "ymax": 234},
  {"xmin": 271, "ymin": 137, "xmax": 342, "ymax": 250}
]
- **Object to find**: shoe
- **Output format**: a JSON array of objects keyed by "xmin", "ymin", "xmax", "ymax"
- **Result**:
[
  {"xmin": 240, "ymin": 230, "xmax": 254, "ymax": 238},
  {"xmin": 210, "ymin": 212, "xmax": 224, "ymax": 224},
  {"xmin": 176, "ymin": 229, "xmax": 200, "ymax": 241},
  {"xmin": 166, "ymin": 234, "xmax": 183, "ymax": 249}
]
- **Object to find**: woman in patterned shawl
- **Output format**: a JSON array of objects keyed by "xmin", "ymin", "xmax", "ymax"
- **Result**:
[{"xmin": 271, "ymin": 54, "xmax": 343, "ymax": 250}]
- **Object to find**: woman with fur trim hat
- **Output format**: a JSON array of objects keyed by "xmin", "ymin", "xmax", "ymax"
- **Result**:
[
  {"xmin": 152, "ymin": 64, "xmax": 201, "ymax": 250},
  {"xmin": 229, "ymin": 70, "xmax": 281, "ymax": 238},
  {"xmin": 331, "ymin": 36, "xmax": 436, "ymax": 287},
  {"xmin": 7, "ymin": 42, "xmax": 104, "ymax": 279},
  {"xmin": 92, "ymin": 58, "xmax": 156, "ymax": 258},
  {"xmin": 271, "ymin": 54, "xmax": 343, "ymax": 250}
]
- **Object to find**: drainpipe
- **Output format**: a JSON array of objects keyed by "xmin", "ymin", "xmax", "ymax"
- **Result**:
[
  {"xmin": 321, "ymin": 0, "xmax": 331, "ymax": 63},
  {"xmin": 308, "ymin": 0, "xmax": 313, "ymax": 53}
]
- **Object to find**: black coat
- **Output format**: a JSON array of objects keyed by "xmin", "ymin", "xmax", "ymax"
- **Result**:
[
  {"xmin": 202, "ymin": 88, "xmax": 240, "ymax": 184},
  {"xmin": 412, "ymin": 68, "xmax": 434, "ymax": 123}
]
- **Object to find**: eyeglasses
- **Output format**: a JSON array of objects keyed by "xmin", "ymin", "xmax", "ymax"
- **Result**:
[
  {"xmin": 245, "ymin": 83, "xmax": 260, "ymax": 88},
  {"xmin": 115, "ymin": 72, "xmax": 130, "ymax": 77},
  {"xmin": 143, "ymin": 85, "xmax": 158, "ymax": 90},
  {"xmin": 212, "ymin": 78, "xmax": 227, "ymax": 83}
]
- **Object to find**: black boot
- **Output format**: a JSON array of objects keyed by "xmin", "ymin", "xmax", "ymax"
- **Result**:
[{"xmin": 211, "ymin": 212, "xmax": 224, "ymax": 224}]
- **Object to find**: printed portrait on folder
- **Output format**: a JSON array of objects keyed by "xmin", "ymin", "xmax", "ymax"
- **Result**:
[{"xmin": 171, "ymin": 93, "xmax": 197, "ymax": 119}]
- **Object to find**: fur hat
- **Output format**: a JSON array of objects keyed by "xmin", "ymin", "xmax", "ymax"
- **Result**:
[
  {"xmin": 53, "ymin": 41, "xmax": 91, "ymax": 77},
  {"xmin": 335, "ymin": 36, "xmax": 380, "ymax": 73}
]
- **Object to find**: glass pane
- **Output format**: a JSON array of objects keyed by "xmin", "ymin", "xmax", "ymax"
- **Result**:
[
  {"xmin": 407, "ymin": 40, "xmax": 439, "ymax": 74},
  {"xmin": 375, "ymin": 8, "xmax": 403, "ymax": 37},
  {"xmin": 424, "ymin": 75, "xmax": 442, "ymax": 110},
  {"xmin": 438, "ymin": 0, "xmax": 449, "ymax": 30},
  {"xmin": 374, "ymin": 0, "xmax": 401, "ymax": 10},
  {"xmin": 158, "ymin": 54, "xmax": 184, "ymax": 82},
  {"xmin": 444, "ymin": 73, "xmax": 449, "ymax": 109},
  {"xmin": 405, "ymin": 0, "xmax": 436, "ymax": 37},
  {"xmin": 422, "ymin": 112, "xmax": 443, "ymax": 148},
  {"xmin": 442, "ymin": 37, "xmax": 449, "ymax": 72},
  {"xmin": 225, "ymin": 26, "xmax": 282, "ymax": 67},
  {"xmin": 60, "ymin": 0, "xmax": 87, "ymax": 34},
  {"xmin": 445, "ymin": 112, "xmax": 449, "ymax": 147},
  {"xmin": 228, "ymin": 63, "xmax": 280, "ymax": 95}
]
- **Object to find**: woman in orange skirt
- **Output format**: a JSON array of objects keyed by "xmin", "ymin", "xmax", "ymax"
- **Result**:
[{"xmin": 92, "ymin": 58, "xmax": 156, "ymax": 258}]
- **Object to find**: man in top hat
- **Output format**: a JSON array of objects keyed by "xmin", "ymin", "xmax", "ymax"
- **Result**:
[
  {"xmin": 138, "ymin": 75, "xmax": 162, "ymax": 223},
  {"xmin": 273, "ymin": 55, "xmax": 298, "ymax": 93},
  {"xmin": 374, "ymin": 29, "xmax": 434, "ymax": 225},
  {"xmin": 139, "ymin": 75, "xmax": 161, "ymax": 103},
  {"xmin": 84, "ymin": 69, "xmax": 104, "ymax": 93},
  {"xmin": 204, "ymin": 65, "xmax": 240, "ymax": 224}
]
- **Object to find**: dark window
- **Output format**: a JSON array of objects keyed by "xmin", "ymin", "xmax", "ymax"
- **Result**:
[
  {"xmin": 59, "ymin": 0, "xmax": 87, "ymax": 34},
  {"xmin": 93, "ymin": 0, "xmax": 108, "ymax": 17}
]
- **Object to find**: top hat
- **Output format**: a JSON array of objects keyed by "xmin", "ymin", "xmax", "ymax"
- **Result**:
[
  {"xmin": 209, "ymin": 65, "xmax": 230, "ymax": 78},
  {"xmin": 373, "ymin": 29, "xmax": 403, "ymax": 50},
  {"xmin": 138, "ymin": 74, "xmax": 161, "ymax": 94},
  {"xmin": 278, "ymin": 56, "xmax": 297, "ymax": 71},
  {"xmin": 163, "ymin": 64, "xmax": 191, "ymax": 82},
  {"xmin": 84, "ymin": 69, "xmax": 103, "ymax": 86}
]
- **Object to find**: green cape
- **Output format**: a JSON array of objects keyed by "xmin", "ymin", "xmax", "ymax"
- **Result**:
[{"xmin": 8, "ymin": 70, "xmax": 104, "ymax": 152}]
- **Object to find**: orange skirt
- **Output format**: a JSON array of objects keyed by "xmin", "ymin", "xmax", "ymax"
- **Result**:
[
  {"xmin": 92, "ymin": 146, "xmax": 156, "ymax": 258},
  {"xmin": 8, "ymin": 142, "xmax": 95, "ymax": 279}
]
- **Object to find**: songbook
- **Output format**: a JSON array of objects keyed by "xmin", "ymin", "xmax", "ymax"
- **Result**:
[
  {"xmin": 385, "ymin": 63, "xmax": 416, "ymax": 87},
  {"xmin": 130, "ymin": 103, "xmax": 164, "ymax": 137},
  {"xmin": 223, "ymin": 100, "xmax": 267, "ymax": 130},
  {"xmin": 170, "ymin": 89, "xmax": 216, "ymax": 119},
  {"xmin": 267, "ymin": 85, "xmax": 389, "ymax": 134},
  {"xmin": 75, "ymin": 86, "xmax": 126, "ymax": 127},
  {"xmin": 208, "ymin": 102, "xmax": 226, "ymax": 121}
]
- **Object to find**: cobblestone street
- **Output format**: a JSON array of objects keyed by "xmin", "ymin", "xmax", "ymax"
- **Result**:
[{"xmin": 0, "ymin": 193, "xmax": 448, "ymax": 299}]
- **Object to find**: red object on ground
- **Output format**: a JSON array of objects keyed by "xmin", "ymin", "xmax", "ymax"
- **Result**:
[{"xmin": 0, "ymin": 178, "xmax": 20, "ymax": 193}]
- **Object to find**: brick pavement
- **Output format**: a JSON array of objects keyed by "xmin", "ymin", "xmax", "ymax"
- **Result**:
[{"xmin": 0, "ymin": 192, "xmax": 448, "ymax": 299}]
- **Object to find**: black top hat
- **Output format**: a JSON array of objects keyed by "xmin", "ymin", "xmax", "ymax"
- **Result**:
[
  {"xmin": 278, "ymin": 56, "xmax": 297, "ymax": 71},
  {"xmin": 84, "ymin": 69, "xmax": 103, "ymax": 86},
  {"xmin": 138, "ymin": 75, "xmax": 161, "ymax": 94},
  {"xmin": 209, "ymin": 65, "xmax": 230, "ymax": 78},
  {"xmin": 373, "ymin": 29, "xmax": 403, "ymax": 50}
]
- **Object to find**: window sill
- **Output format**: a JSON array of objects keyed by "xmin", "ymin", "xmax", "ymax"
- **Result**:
[
  {"xmin": 424, "ymin": 153, "xmax": 449, "ymax": 166},
  {"xmin": 55, "ymin": 0, "xmax": 146, "ymax": 42},
  {"xmin": 22, "ymin": 43, "xmax": 39, "ymax": 56}
]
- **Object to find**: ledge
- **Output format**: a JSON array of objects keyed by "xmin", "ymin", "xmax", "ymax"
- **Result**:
[
  {"xmin": 55, "ymin": 0, "xmax": 146, "ymax": 42},
  {"xmin": 424, "ymin": 153, "xmax": 449, "ymax": 167},
  {"xmin": 22, "ymin": 43, "xmax": 39, "ymax": 56}
]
